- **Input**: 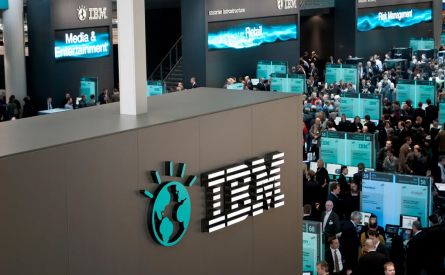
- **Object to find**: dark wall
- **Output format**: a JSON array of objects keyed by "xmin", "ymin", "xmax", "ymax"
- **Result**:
[
  {"xmin": 145, "ymin": 8, "xmax": 182, "ymax": 77},
  {"xmin": 334, "ymin": 0, "xmax": 356, "ymax": 60},
  {"xmin": 300, "ymin": 13, "xmax": 335, "ymax": 66},
  {"xmin": 182, "ymin": 0, "xmax": 300, "ymax": 88},
  {"xmin": 27, "ymin": 0, "xmax": 114, "ymax": 111}
]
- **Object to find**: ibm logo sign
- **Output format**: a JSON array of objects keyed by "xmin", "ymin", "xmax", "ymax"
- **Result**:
[{"xmin": 201, "ymin": 151, "xmax": 285, "ymax": 233}]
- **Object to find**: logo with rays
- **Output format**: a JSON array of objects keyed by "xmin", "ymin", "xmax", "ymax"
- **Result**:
[{"xmin": 140, "ymin": 162, "xmax": 197, "ymax": 246}]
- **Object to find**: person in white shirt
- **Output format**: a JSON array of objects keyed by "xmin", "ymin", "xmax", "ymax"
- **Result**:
[{"xmin": 375, "ymin": 55, "xmax": 383, "ymax": 71}]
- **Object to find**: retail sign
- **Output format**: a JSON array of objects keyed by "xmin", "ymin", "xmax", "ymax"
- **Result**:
[
  {"xmin": 0, "ymin": 0, "xmax": 7, "ymax": 10},
  {"xmin": 201, "ymin": 151, "xmax": 285, "ymax": 233},
  {"xmin": 77, "ymin": 5, "xmax": 108, "ymax": 21},
  {"xmin": 54, "ymin": 27, "xmax": 110, "ymax": 60}
]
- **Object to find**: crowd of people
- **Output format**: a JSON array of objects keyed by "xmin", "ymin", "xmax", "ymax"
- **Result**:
[
  {"xmin": 0, "ymin": 88, "xmax": 120, "ymax": 122},
  {"xmin": 302, "ymin": 49, "xmax": 445, "ymax": 275}
]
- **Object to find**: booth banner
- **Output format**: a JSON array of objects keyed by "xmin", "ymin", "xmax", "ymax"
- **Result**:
[
  {"xmin": 257, "ymin": 60, "xmax": 288, "ymax": 79},
  {"xmin": 320, "ymin": 131, "xmax": 375, "ymax": 168},
  {"xmin": 440, "ymin": 99, "xmax": 445, "ymax": 126},
  {"xmin": 325, "ymin": 64, "xmax": 358, "ymax": 86},
  {"xmin": 270, "ymin": 73, "xmax": 306, "ymax": 94},
  {"xmin": 147, "ymin": 81, "xmax": 166, "ymax": 97},
  {"xmin": 357, "ymin": 2, "xmax": 432, "ymax": 32},
  {"xmin": 340, "ymin": 93, "xmax": 382, "ymax": 121},
  {"xmin": 396, "ymin": 79, "xmax": 436, "ymax": 107},
  {"xmin": 302, "ymin": 221, "xmax": 323, "ymax": 275},
  {"xmin": 409, "ymin": 37, "xmax": 435, "ymax": 51},
  {"xmin": 361, "ymin": 172, "xmax": 432, "ymax": 228},
  {"xmin": 54, "ymin": 27, "xmax": 110, "ymax": 60},
  {"xmin": 0, "ymin": 0, "xmax": 7, "ymax": 10}
]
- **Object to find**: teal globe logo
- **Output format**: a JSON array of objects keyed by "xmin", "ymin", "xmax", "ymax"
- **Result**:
[{"xmin": 140, "ymin": 162, "xmax": 196, "ymax": 246}]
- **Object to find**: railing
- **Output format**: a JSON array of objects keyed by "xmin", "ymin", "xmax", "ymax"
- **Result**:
[
  {"xmin": 148, "ymin": 37, "xmax": 182, "ymax": 81},
  {"xmin": 300, "ymin": 0, "xmax": 335, "ymax": 9}
]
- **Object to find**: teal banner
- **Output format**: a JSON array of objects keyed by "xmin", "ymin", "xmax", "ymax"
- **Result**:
[
  {"xmin": 340, "ymin": 93, "xmax": 381, "ymax": 120},
  {"xmin": 361, "ymin": 172, "xmax": 432, "ymax": 229},
  {"xmin": 397, "ymin": 80, "xmax": 436, "ymax": 107},
  {"xmin": 439, "ymin": 99, "xmax": 445, "ymax": 126},
  {"xmin": 0, "ymin": 0, "xmax": 7, "ymax": 10},
  {"xmin": 320, "ymin": 131, "xmax": 375, "ymax": 168},
  {"xmin": 302, "ymin": 221, "xmax": 323, "ymax": 275},
  {"xmin": 270, "ymin": 73, "xmax": 306, "ymax": 94},
  {"xmin": 409, "ymin": 38, "xmax": 435, "ymax": 51},
  {"xmin": 147, "ymin": 81, "xmax": 166, "ymax": 97},
  {"xmin": 257, "ymin": 60, "xmax": 287, "ymax": 79},
  {"xmin": 325, "ymin": 64, "xmax": 358, "ymax": 86}
]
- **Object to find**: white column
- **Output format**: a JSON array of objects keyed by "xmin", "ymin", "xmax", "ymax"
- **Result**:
[
  {"xmin": 3, "ymin": 0, "xmax": 27, "ymax": 101},
  {"xmin": 117, "ymin": 0, "xmax": 147, "ymax": 115}
]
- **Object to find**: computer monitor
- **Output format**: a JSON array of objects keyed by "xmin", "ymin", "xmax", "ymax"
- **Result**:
[
  {"xmin": 346, "ymin": 166, "xmax": 359, "ymax": 178},
  {"xmin": 251, "ymin": 79, "xmax": 260, "ymax": 86},
  {"xmin": 310, "ymin": 162, "xmax": 318, "ymax": 172},
  {"xmin": 364, "ymin": 168, "xmax": 375, "ymax": 172},
  {"xmin": 400, "ymin": 229, "xmax": 412, "ymax": 241},
  {"xmin": 76, "ymin": 97, "xmax": 82, "ymax": 105},
  {"xmin": 303, "ymin": 272, "xmax": 313, "ymax": 275},
  {"xmin": 400, "ymin": 215, "xmax": 421, "ymax": 229},
  {"xmin": 385, "ymin": 224, "xmax": 400, "ymax": 236},
  {"xmin": 326, "ymin": 163, "xmax": 341, "ymax": 175},
  {"xmin": 358, "ymin": 212, "xmax": 372, "ymax": 226},
  {"xmin": 435, "ymin": 183, "xmax": 445, "ymax": 192}
]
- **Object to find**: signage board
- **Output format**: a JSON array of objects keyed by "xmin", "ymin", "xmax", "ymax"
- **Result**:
[
  {"xmin": 257, "ymin": 60, "xmax": 288, "ymax": 79},
  {"xmin": 325, "ymin": 64, "xmax": 358, "ymax": 86},
  {"xmin": 208, "ymin": 15, "xmax": 297, "ymax": 50},
  {"xmin": 409, "ymin": 38, "xmax": 435, "ymax": 51},
  {"xmin": 54, "ymin": 27, "xmax": 110, "ymax": 60},
  {"xmin": 357, "ymin": 2, "xmax": 432, "ymax": 32},
  {"xmin": 396, "ymin": 79, "xmax": 436, "ymax": 107},
  {"xmin": 320, "ymin": 131, "xmax": 375, "ymax": 168},
  {"xmin": 303, "ymin": 221, "xmax": 323, "ymax": 275},
  {"xmin": 440, "ymin": 99, "xmax": 445, "ymax": 126},
  {"xmin": 270, "ymin": 73, "xmax": 306, "ymax": 94},
  {"xmin": 147, "ymin": 81, "xmax": 166, "ymax": 97},
  {"xmin": 361, "ymin": 172, "xmax": 432, "ymax": 228},
  {"xmin": 340, "ymin": 93, "xmax": 382, "ymax": 120}
]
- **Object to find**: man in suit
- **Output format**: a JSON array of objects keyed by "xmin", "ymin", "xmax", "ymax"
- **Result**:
[
  {"xmin": 363, "ymin": 115, "xmax": 376, "ymax": 134},
  {"xmin": 434, "ymin": 123, "xmax": 445, "ymax": 157},
  {"xmin": 398, "ymin": 136, "xmax": 412, "ymax": 173},
  {"xmin": 358, "ymin": 62, "xmax": 365, "ymax": 79},
  {"xmin": 325, "ymin": 236, "xmax": 344, "ymax": 275},
  {"xmin": 256, "ymin": 78, "xmax": 266, "ymax": 91},
  {"xmin": 244, "ymin": 76, "xmax": 253, "ymax": 90},
  {"xmin": 425, "ymin": 99, "xmax": 438, "ymax": 125},
  {"xmin": 316, "ymin": 261, "xmax": 331, "ymax": 275},
  {"xmin": 426, "ymin": 215, "xmax": 445, "ymax": 275},
  {"xmin": 111, "ymin": 89, "xmax": 120, "ymax": 102},
  {"xmin": 342, "ymin": 211, "xmax": 362, "ymax": 271},
  {"xmin": 309, "ymin": 63, "xmax": 319, "ymax": 77},
  {"xmin": 368, "ymin": 230, "xmax": 390, "ymax": 262},
  {"xmin": 413, "ymin": 102, "xmax": 425, "ymax": 121},
  {"xmin": 46, "ymin": 97, "xmax": 53, "ymax": 110},
  {"xmin": 406, "ymin": 221, "xmax": 427, "ymax": 275},
  {"xmin": 303, "ymin": 170, "xmax": 322, "ymax": 209},
  {"xmin": 327, "ymin": 183, "xmax": 341, "ymax": 214},
  {"xmin": 78, "ymin": 94, "xmax": 87, "ymax": 108},
  {"xmin": 321, "ymin": 200, "xmax": 340, "ymax": 246},
  {"xmin": 303, "ymin": 204, "xmax": 319, "ymax": 221},
  {"xmin": 432, "ymin": 156, "xmax": 445, "ymax": 184},
  {"xmin": 190, "ymin": 77, "xmax": 198, "ymax": 89},
  {"xmin": 338, "ymin": 166, "xmax": 350, "ymax": 197},
  {"xmin": 430, "ymin": 121, "xmax": 441, "ymax": 164},
  {"xmin": 396, "ymin": 121, "xmax": 409, "ymax": 142},
  {"xmin": 86, "ymin": 95, "xmax": 96, "ymax": 107},
  {"xmin": 346, "ymin": 239, "xmax": 387, "ymax": 275},
  {"xmin": 353, "ymin": 163, "xmax": 365, "ymax": 185}
]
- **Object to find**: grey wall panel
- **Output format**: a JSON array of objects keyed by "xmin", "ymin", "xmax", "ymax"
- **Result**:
[
  {"xmin": 65, "ymin": 131, "xmax": 140, "ymax": 275},
  {"xmin": 199, "ymin": 106, "xmax": 253, "ymax": 275},
  {"xmin": 137, "ymin": 118, "xmax": 202, "ymax": 275},
  {"xmin": 251, "ymin": 97, "xmax": 302, "ymax": 274},
  {"xmin": 0, "ymin": 147, "xmax": 69, "ymax": 275}
]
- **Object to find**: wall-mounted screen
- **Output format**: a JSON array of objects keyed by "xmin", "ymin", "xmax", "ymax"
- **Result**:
[
  {"xmin": 208, "ymin": 15, "xmax": 297, "ymax": 51},
  {"xmin": 357, "ymin": 3, "xmax": 432, "ymax": 32},
  {"xmin": 55, "ymin": 27, "xmax": 111, "ymax": 60},
  {"xmin": 409, "ymin": 37, "xmax": 435, "ymax": 51}
]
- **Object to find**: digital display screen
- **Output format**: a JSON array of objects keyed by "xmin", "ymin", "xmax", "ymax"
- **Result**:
[
  {"xmin": 401, "ymin": 215, "xmax": 420, "ymax": 229},
  {"xmin": 385, "ymin": 225, "xmax": 400, "ymax": 234},
  {"xmin": 309, "ymin": 162, "xmax": 318, "ymax": 172},
  {"xmin": 346, "ymin": 166, "xmax": 359, "ymax": 178},
  {"xmin": 147, "ymin": 81, "xmax": 165, "ymax": 97},
  {"xmin": 358, "ymin": 212, "xmax": 371, "ymax": 226},
  {"xmin": 436, "ymin": 183, "xmax": 445, "ymax": 191},
  {"xmin": 357, "ymin": 3, "xmax": 432, "ymax": 32},
  {"xmin": 55, "ymin": 27, "xmax": 110, "ymax": 60},
  {"xmin": 326, "ymin": 163, "xmax": 341, "ymax": 175},
  {"xmin": 208, "ymin": 15, "xmax": 297, "ymax": 50}
]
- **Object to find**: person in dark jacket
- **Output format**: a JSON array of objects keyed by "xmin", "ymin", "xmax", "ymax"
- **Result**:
[
  {"xmin": 426, "ymin": 215, "xmax": 445, "ymax": 275},
  {"xmin": 342, "ymin": 211, "xmax": 363, "ymax": 272},
  {"xmin": 338, "ymin": 114, "xmax": 352, "ymax": 132},
  {"xmin": 78, "ymin": 94, "xmax": 87, "ymax": 108},
  {"xmin": 406, "ymin": 220, "xmax": 428, "ymax": 275},
  {"xmin": 303, "ymin": 170, "xmax": 322, "ymax": 210},
  {"xmin": 22, "ymin": 96, "xmax": 35, "ymax": 118},
  {"xmin": 389, "ymin": 235, "xmax": 405, "ymax": 275},
  {"xmin": 316, "ymin": 159, "xmax": 330, "ymax": 210}
]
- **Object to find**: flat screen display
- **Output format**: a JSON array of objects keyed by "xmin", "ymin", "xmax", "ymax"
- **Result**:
[
  {"xmin": 385, "ymin": 224, "xmax": 400, "ymax": 235},
  {"xmin": 309, "ymin": 162, "xmax": 318, "ymax": 172},
  {"xmin": 400, "ymin": 215, "xmax": 420, "ymax": 229},
  {"xmin": 357, "ymin": 3, "xmax": 432, "ymax": 32},
  {"xmin": 55, "ymin": 27, "xmax": 110, "ymax": 60},
  {"xmin": 346, "ymin": 166, "xmax": 359, "ymax": 178},
  {"xmin": 208, "ymin": 15, "xmax": 297, "ymax": 50},
  {"xmin": 326, "ymin": 163, "xmax": 341, "ymax": 175}
]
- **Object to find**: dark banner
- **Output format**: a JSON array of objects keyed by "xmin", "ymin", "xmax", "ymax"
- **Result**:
[
  {"xmin": 357, "ymin": 2, "xmax": 432, "ymax": 32},
  {"xmin": 208, "ymin": 15, "xmax": 297, "ymax": 51}
]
